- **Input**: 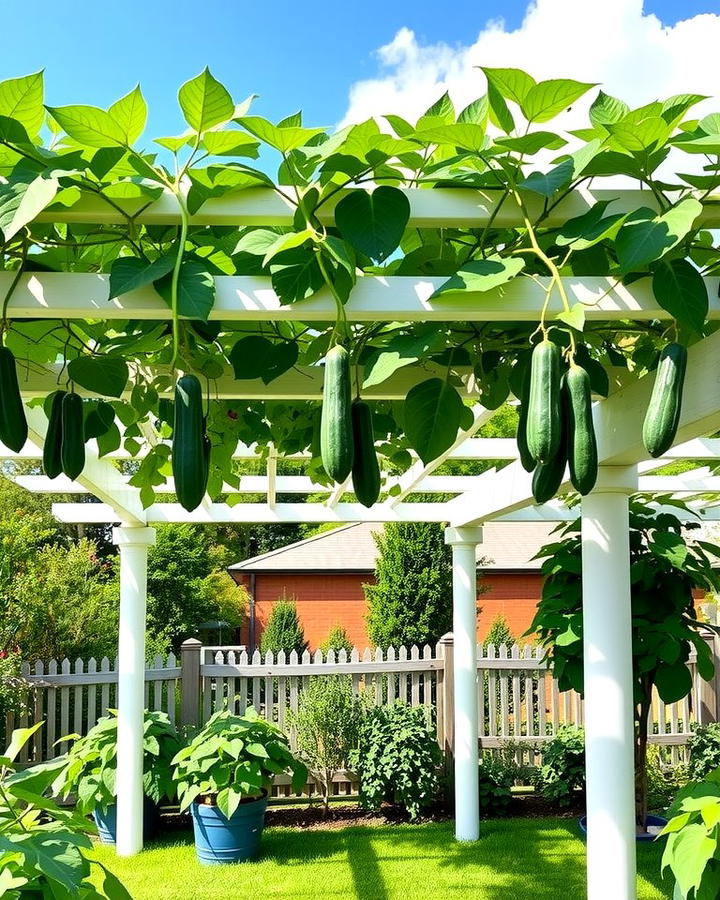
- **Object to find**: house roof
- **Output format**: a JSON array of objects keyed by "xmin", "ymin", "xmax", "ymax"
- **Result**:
[{"xmin": 228, "ymin": 521, "xmax": 559, "ymax": 574}]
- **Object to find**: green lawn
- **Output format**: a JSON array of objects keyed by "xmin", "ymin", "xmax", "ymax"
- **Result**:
[{"xmin": 94, "ymin": 817, "xmax": 673, "ymax": 900}]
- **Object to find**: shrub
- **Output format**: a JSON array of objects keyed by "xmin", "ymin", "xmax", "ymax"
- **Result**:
[
  {"xmin": 350, "ymin": 701, "xmax": 441, "ymax": 820},
  {"xmin": 319, "ymin": 624, "xmax": 354, "ymax": 657},
  {"xmin": 478, "ymin": 755, "xmax": 513, "ymax": 814},
  {"xmin": 483, "ymin": 614, "xmax": 514, "ymax": 648},
  {"xmin": 646, "ymin": 744, "xmax": 685, "ymax": 814},
  {"xmin": 260, "ymin": 595, "xmax": 306, "ymax": 656},
  {"xmin": 1, "ymin": 723, "xmax": 129, "ymax": 898},
  {"xmin": 52, "ymin": 710, "xmax": 183, "ymax": 814},
  {"xmin": 172, "ymin": 707, "xmax": 306, "ymax": 816},
  {"xmin": 538, "ymin": 725, "xmax": 585, "ymax": 805},
  {"xmin": 289, "ymin": 676, "xmax": 365, "ymax": 811},
  {"xmin": 688, "ymin": 723, "xmax": 720, "ymax": 781}
]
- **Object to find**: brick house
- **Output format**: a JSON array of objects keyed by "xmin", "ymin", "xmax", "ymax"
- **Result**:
[{"xmin": 228, "ymin": 521, "xmax": 558, "ymax": 651}]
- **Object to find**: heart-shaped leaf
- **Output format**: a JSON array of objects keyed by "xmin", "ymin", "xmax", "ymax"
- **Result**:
[
  {"xmin": 334, "ymin": 186, "xmax": 410, "ymax": 262},
  {"xmin": 431, "ymin": 255, "xmax": 524, "ymax": 297},
  {"xmin": 404, "ymin": 378, "xmax": 464, "ymax": 465},
  {"xmin": 68, "ymin": 356, "xmax": 129, "ymax": 398},
  {"xmin": 652, "ymin": 259, "xmax": 708, "ymax": 335}
]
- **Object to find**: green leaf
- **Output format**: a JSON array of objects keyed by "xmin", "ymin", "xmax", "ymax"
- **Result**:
[
  {"xmin": 97, "ymin": 422, "xmax": 121, "ymax": 457},
  {"xmin": 202, "ymin": 130, "xmax": 260, "ymax": 157},
  {"xmin": 233, "ymin": 228, "xmax": 281, "ymax": 256},
  {"xmin": 655, "ymin": 660, "xmax": 693, "ymax": 704},
  {"xmin": 615, "ymin": 199, "xmax": 703, "ymax": 272},
  {"xmin": 230, "ymin": 336, "xmax": 273, "ymax": 379},
  {"xmin": 68, "ymin": 357, "xmax": 129, "ymax": 398},
  {"xmin": 108, "ymin": 85, "xmax": 147, "ymax": 145},
  {"xmin": 431, "ymin": 255, "xmax": 524, "ymax": 297},
  {"xmin": 667, "ymin": 824, "xmax": 716, "ymax": 897},
  {"xmin": 481, "ymin": 68, "xmax": 536, "ymax": 105},
  {"xmin": 46, "ymin": 105, "xmax": 126, "ymax": 147},
  {"xmin": 334, "ymin": 186, "xmax": 410, "ymax": 263},
  {"xmin": 414, "ymin": 123, "xmax": 487, "ymax": 152},
  {"xmin": 486, "ymin": 83, "xmax": 514, "ymax": 133},
  {"xmin": 178, "ymin": 68, "xmax": 234, "ymax": 132},
  {"xmin": 5, "ymin": 722, "xmax": 44, "ymax": 762},
  {"xmin": 404, "ymin": 378, "xmax": 464, "ymax": 465},
  {"xmin": 606, "ymin": 117, "xmax": 671, "ymax": 153},
  {"xmin": 496, "ymin": 132, "xmax": 566, "ymax": 154},
  {"xmin": 363, "ymin": 332, "xmax": 442, "ymax": 389},
  {"xmin": 155, "ymin": 260, "xmax": 216, "ymax": 321},
  {"xmin": 556, "ymin": 303, "xmax": 586, "ymax": 332},
  {"xmin": 262, "ymin": 229, "xmax": 315, "ymax": 266},
  {"xmin": 521, "ymin": 79, "xmax": 596, "ymax": 123},
  {"xmin": 0, "ymin": 174, "xmax": 58, "ymax": 242},
  {"xmin": 269, "ymin": 251, "xmax": 323, "ymax": 304},
  {"xmin": 519, "ymin": 140, "xmax": 603, "ymax": 198},
  {"xmin": 0, "ymin": 71, "xmax": 44, "ymax": 135},
  {"xmin": 589, "ymin": 91, "xmax": 629, "ymax": 127},
  {"xmin": 555, "ymin": 201, "xmax": 624, "ymax": 249},
  {"xmin": 458, "ymin": 96, "xmax": 489, "ymax": 125},
  {"xmin": 108, "ymin": 254, "xmax": 176, "ymax": 299},
  {"xmin": 236, "ymin": 116, "xmax": 326, "ymax": 153},
  {"xmin": 653, "ymin": 260, "xmax": 708, "ymax": 335}
]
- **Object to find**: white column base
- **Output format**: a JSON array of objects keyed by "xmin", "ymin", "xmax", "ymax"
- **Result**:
[
  {"xmin": 445, "ymin": 526, "xmax": 483, "ymax": 842},
  {"xmin": 113, "ymin": 526, "xmax": 156, "ymax": 858}
]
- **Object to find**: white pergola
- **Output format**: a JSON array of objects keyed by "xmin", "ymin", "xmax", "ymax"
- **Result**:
[{"xmin": 7, "ymin": 186, "xmax": 720, "ymax": 900}]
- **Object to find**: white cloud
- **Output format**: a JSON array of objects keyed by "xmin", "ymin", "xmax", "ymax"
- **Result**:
[{"xmin": 340, "ymin": 0, "xmax": 720, "ymax": 127}]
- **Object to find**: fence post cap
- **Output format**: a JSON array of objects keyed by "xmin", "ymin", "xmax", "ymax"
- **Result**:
[
  {"xmin": 180, "ymin": 638, "xmax": 202, "ymax": 650},
  {"xmin": 438, "ymin": 632, "xmax": 454, "ymax": 645}
]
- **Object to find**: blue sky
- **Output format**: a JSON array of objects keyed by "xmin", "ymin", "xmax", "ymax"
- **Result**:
[{"xmin": 0, "ymin": 0, "xmax": 716, "ymax": 136}]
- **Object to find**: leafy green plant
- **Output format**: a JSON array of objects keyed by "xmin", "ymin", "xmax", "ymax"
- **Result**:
[
  {"xmin": 259, "ymin": 595, "xmax": 307, "ymax": 656},
  {"xmin": 172, "ymin": 707, "xmax": 307, "ymax": 818},
  {"xmin": 661, "ymin": 767, "xmax": 720, "ymax": 899},
  {"xmin": 0, "ymin": 723, "xmax": 130, "ymax": 899},
  {"xmin": 478, "ymin": 755, "xmax": 514, "ymax": 813},
  {"xmin": 288, "ymin": 675, "xmax": 365, "ymax": 812},
  {"xmin": 52, "ymin": 709, "xmax": 183, "ymax": 814},
  {"xmin": 483, "ymin": 614, "xmax": 515, "ymax": 648},
  {"xmin": 528, "ymin": 499, "xmax": 720, "ymax": 825},
  {"xmin": 688, "ymin": 724, "xmax": 720, "ymax": 781},
  {"xmin": 646, "ymin": 744, "xmax": 685, "ymax": 814},
  {"xmin": 350, "ymin": 701, "xmax": 441, "ymax": 820},
  {"xmin": 319, "ymin": 624, "xmax": 354, "ymax": 657},
  {"xmin": 537, "ymin": 725, "xmax": 586, "ymax": 806}
]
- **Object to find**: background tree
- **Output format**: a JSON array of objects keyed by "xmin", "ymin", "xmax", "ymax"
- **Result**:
[
  {"xmin": 529, "ymin": 498, "xmax": 720, "ymax": 829},
  {"xmin": 259, "ymin": 596, "xmax": 306, "ymax": 656},
  {"xmin": 364, "ymin": 523, "xmax": 453, "ymax": 648},
  {"xmin": 319, "ymin": 625, "xmax": 354, "ymax": 657},
  {"xmin": 483, "ymin": 614, "xmax": 514, "ymax": 648}
]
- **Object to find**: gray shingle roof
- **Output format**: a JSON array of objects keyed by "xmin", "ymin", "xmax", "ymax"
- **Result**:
[{"xmin": 228, "ymin": 521, "xmax": 558, "ymax": 574}]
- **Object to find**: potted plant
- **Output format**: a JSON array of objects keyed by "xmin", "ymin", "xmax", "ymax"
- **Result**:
[
  {"xmin": 660, "ymin": 767, "xmax": 720, "ymax": 899},
  {"xmin": 172, "ymin": 706, "xmax": 306, "ymax": 865},
  {"xmin": 52, "ymin": 709, "xmax": 183, "ymax": 844}
]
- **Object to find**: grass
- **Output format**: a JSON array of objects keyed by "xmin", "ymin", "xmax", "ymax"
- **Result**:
[{"xmin": 94, "ymin": 817, "xmax": 673, "ymax": 900}]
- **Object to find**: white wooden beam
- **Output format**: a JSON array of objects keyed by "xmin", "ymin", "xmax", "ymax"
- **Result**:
[
  {"xmin": 24, "ymin": 406, "xmax": 146, "ymax": 526},
  {"xmin": 388, "ymin": 405, "xmax": 496, "ymax": 506},
  {"xmin": 51, "ymin": 501, "xmax": 452, "ymax": 524},
  {"xmin": 4, "ymin": 272, "xmax": 719, "ymax": 323},
  {"xmin": 266, "ymin": 447, "xmax": 277, "ymax": 507},
  {"xmin": 17, "ymin": 362, "xmax": 471, "ymax": 401},
  {"xmin": 32, "ymin": 187, "xmax": 720, "ymax": 228}
]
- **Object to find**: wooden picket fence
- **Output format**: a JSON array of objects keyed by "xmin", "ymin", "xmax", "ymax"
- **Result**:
[{"xmin": 5, "ymin": 636, "xmax": 717, "ymax": 794}]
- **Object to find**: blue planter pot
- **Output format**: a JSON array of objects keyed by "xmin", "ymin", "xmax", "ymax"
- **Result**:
[
  {"xmin": 191, "ymin": 794, "xmax": 268, "ymax": 865},
  {"xmin": 92, "ymin": 797, "xmax": 161, "ymax": 845},
  {"xmin": 578, "ymin": 814, "xmax": 668, "ymax": 842}
]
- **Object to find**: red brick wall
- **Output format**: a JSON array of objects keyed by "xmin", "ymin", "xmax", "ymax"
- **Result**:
[{"xmin": 232, "ymin": 569, "xmax": 544, "ymax": 651}]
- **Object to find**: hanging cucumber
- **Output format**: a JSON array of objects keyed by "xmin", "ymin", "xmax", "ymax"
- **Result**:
[
  {"xmin": 172, "ymin": 374, "xmax": 207, "ymax": 512},
  {"xmin": 516, "ymin": 364, "xmax": 536, "ymax": 473},
  {"xmin": 61, "ymin": 392, "xmax": 85, "ymax": 480},
  {"xmin": 642, "ymin": 342, "xmax": 687, "ymax": 459},
  {"xmin": 0, "ymin": 347, "xmax": 27, "ymax": 453},
  {"xmin": 320, "ymin": 344, "xmax": 354, "ymax": 483},
  {"xmin": 564, "ymin": 364, "xmax": 598, "ymax": 495},
  {"xmin": 526, "ymin": 339, "xmax": 561, "ymax": 465},
  {"xmin": 351, "ymin": 399, "xmax": 381, "ymax": 507},
  {"xmin": 43, "ymin": 390, "xmax": 66, "ymax": 479},
  {"xmin": 532, "ymin": 436, "xmax": 567, "ymax": 504}
]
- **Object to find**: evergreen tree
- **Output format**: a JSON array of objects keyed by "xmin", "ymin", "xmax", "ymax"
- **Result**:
[
  {"xmin": 483, "ymin": 614, "xmax": 514, "ymax": 649},
  {"xmin": 364, "ymin": 523, "xmax": 454, "ymax": 648},
  {"xmin": 260, "ymin": 595, "xmax": 307, "ymax": 656},
  {"xmin": 319, "ymin": 624, "xmax": 354, "ymax": 657}
]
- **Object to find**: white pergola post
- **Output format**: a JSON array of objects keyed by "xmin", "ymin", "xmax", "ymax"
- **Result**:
[
  {"xmin": 113, "ymin": 525, "xmax": 156, "ymax": 857},
  {"xmin": 445, "ymin": 526, "xmax": 483, "ymax": 842},
  {"xmin": 581, "ymin": 468, "xmax": 637, "ymax": 900}
]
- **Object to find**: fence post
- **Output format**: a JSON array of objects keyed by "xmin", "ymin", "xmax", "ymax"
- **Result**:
[
  {"xmin": 699, "ymin": 633, "xmax": 720, "ymax": 725},
  {"xmin": 437, "ymin": 632, "xmax": 455, "ymax": 762},
  {"xmin": 181, "ymin": 639, "xmax": 202, "ymax": 728}
]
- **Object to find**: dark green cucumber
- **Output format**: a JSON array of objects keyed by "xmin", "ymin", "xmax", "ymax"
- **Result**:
[
  {"xmin": 320, "ymin": 345, "xmax": 354, "ymax": 483},
  {"xmin": 172, "ymin": 374, "xmax": 207, "ymax": 512},
  {"xmin": 0, "ymin": 347, "xmax": 27, "ymax": 453},
  {"xmin": 43, "ymin": 390, "xmax": 66, "ymax": 479},
  {"xmin": 564, "ymin": 364, "xmax": 598, "ymax": 495},
  {"xmin": 351, "ymin": 399, "xmax": 381, "ymax": 508},
  {"xmin": 61, "ymin": 392, "xmax": 85, "ymax": 480},
  {"xmin": 516, "ymin": 364, "xmax": 536, "ymax": 473},
  {"xmin": 532, "ymin": 441, "xmax": 567, "ymax": 504},
  {"xmin": 642, "ymin": 342, "xmax": 687, "ymax": 459},
  {"xmin": 526, "ymin": 340, "xmax": 561, "ymax": 465}
]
